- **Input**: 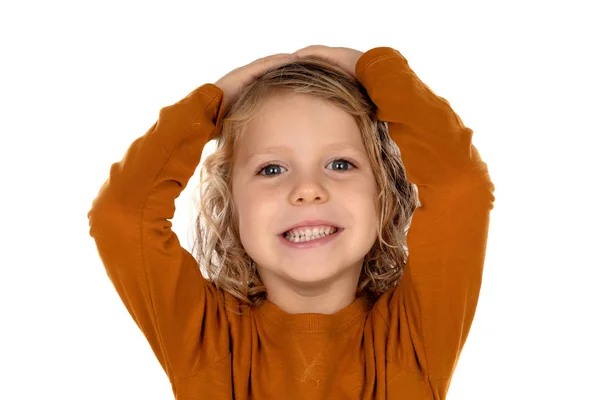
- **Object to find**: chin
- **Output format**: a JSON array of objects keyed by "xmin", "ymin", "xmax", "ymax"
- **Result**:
[{"xmin": 277, "ymin": 262, "xmax": 345, "ymax": 284}]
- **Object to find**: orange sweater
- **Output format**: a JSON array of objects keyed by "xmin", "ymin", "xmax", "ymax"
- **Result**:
[{"xmin": 87, "ymin": 47, "xmax": 495, "ymax": 399}]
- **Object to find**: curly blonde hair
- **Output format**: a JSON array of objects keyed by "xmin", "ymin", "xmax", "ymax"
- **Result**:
[{"xmin": 191, "ymin": 55, "xmax": 421, "ymax": 311}]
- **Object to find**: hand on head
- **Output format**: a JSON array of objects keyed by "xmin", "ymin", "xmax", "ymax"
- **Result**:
[
  {"xmin": 214, "ymin": 45, "xmax": 364, "ymax": 111},
  {"xmin": 214, "ymin": 53, "xmax": 300, "ymax": 110},
  {"xmin": 291, "ymin": 45, "xmax": 364, "ymax": 79}
]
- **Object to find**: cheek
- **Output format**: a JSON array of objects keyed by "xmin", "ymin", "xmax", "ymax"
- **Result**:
[
  {"xmin": 355, "ymin": 177, "xmax": 379, "ymax": 235},
  {"xmin": 235, "ymin": 185, "xmax": 279, "ymax": 239},
  {"xmin": 355, "ymin": 194, "xmax": 379, "ymax": 231}
]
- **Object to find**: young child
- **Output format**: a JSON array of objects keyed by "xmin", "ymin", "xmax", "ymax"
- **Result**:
[{"xmin": 87, "ymin": 45, "xmax": 495, "ymax": 399}]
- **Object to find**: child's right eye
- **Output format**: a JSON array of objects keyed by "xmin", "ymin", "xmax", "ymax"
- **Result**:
[{"xmin": 258, "ymin": 164, "xmax": 288, "ymax": 177}]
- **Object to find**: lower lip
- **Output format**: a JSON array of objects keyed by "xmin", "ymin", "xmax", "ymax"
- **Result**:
[{"xmin": 278, "ymin": 229, "xmax": 344, "ymax": 249}]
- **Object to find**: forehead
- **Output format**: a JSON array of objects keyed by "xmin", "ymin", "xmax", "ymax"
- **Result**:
[{"xmin": 237, "ymin": 93, "xmax": 364, "ymax": 154}]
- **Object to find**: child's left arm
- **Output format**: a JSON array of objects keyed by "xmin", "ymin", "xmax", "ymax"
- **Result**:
[{"xmin": 355, "ymin": 47, "xmax": 496, "ymax": 391}]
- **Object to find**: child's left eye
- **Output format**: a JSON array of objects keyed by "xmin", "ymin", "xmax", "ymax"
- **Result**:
[{"xmin": 327, "ymin": 159, "xmax": 355, "ymax": 171}]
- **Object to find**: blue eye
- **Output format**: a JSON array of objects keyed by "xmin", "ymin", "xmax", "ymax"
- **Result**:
[
  {"xmin": 327, "ymin": 159, "xmax": 355, "ymax": 171},
  {"xmin": 259, "ymin": 164, "xmax": 288, "ymax": 176}
]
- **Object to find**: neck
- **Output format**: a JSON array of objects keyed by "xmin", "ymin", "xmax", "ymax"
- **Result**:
[{"xmin": 261, "ymin": 264, "xmax": 362, "ymax": 315}]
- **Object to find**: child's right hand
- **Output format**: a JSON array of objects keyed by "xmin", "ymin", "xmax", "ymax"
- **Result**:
[{"xmin": 214, "ymin": 53, "xmax": 299, "ymax": 111}]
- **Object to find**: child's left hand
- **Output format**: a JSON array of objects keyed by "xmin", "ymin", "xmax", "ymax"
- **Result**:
[{"xmin": 292, "ymin": 45, "xmax": 364, "ymax": 78}]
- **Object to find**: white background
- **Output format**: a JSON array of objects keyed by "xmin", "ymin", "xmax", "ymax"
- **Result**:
[{"xmin": 1, "ymin": 0, "xmax": 598, "ymax": 398}]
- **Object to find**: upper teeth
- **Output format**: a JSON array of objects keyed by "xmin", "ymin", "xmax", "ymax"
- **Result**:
[{"xmin": 284, "ymin": 225, "xmax": 337, "ymax": 241}]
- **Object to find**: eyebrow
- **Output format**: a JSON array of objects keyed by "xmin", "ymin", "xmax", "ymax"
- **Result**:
[{"xmin": 243, "ymin": 143, "xmax": 364, "ymax": 165}]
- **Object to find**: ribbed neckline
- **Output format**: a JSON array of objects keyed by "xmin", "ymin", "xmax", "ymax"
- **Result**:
[{"xmin": 256, "ymin": 295, "xmax": 372, "ymax": 331}]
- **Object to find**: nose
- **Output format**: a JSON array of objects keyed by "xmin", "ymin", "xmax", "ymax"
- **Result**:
[{"xmin": 288, "ymin": 176, "xmax": 329, "ymax": 205}]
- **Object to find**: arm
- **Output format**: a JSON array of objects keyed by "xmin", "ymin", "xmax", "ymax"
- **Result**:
[
  {"xmin": 356, "ymin": 48, "xmax": 496, "ymax": 391},
  {"xmin": 86, "ymin": 83, "xmax": 231, "ymax": 387}
]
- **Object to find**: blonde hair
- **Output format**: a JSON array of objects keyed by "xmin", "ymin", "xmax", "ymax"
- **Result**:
[{"xmin": 192, "ymin": 56, "xmax": 421, "ymax": 311}]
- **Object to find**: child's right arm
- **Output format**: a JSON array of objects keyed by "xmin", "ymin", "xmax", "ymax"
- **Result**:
[
  {"xmin": 86, "ymin": 53, "xmax": 314, "ymax": 392},
  {"xmin": 86, "ymin": 84, "xmax": 231, "ymax": 387}
]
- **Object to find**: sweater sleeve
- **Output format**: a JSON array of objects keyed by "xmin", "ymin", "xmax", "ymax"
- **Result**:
[
  {"xmin": 86, "ymin": 84, "xmax": 231, "ymax": 388},
  {"xmin": 356, "ymin": 48, "xmax": 496, "ymax": 391}
]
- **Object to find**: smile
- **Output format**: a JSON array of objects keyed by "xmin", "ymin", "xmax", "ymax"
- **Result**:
[{"xmin": 279, "ymin": 228, "xmax": 344, "ymax": 249}]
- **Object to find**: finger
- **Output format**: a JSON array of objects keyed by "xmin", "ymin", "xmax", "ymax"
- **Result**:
[
  {"xmin": 292, "ymin": 45, "xmax": 330, "ymax": 57},
  {"xmin": 244, "ymin": 53, "xmax": 297, "ymax": 77},
  {"xmin": 243, "ymin": 53, "xmax": 289, "ymax": 68},
  {"xmin": 250, "ymin": 53, "xmax": 292, "ymax": 69},
  {"xmin": 257, "ymin": 53, "xmax": 295, "ymax": 62}
]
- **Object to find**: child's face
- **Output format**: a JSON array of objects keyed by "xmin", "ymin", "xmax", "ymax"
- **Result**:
[{"xmin": 231, "ymin": 93, "xmax": 379, "ymax": 293}]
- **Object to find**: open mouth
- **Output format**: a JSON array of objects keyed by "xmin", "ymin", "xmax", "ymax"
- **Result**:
[{"xmin": 281, "ymin": 226, "xmax": 340, "ymax": 243}]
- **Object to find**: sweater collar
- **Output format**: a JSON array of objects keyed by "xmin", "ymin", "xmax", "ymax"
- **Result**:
[{"xmin": 255, "ymin": 294, "xmax": 372, "ymax": 331}]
